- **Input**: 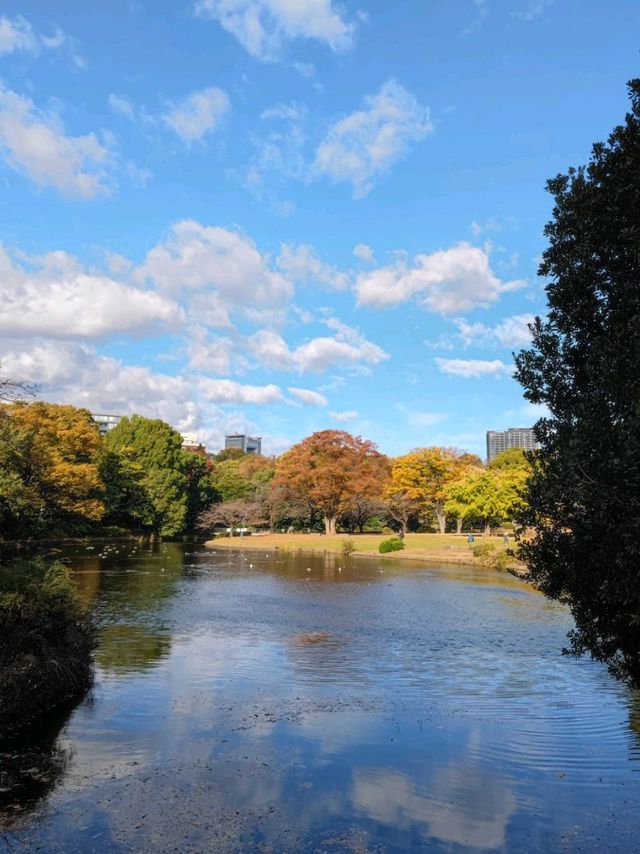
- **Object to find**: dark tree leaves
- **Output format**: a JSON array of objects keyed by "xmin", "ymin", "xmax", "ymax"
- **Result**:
[{"xmin": 514, "ymin": 80, "xmax": 640, "ymax": 685}]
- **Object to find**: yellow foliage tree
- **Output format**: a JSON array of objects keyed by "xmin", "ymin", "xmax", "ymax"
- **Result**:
[
  {"xmin": 384, "ymin": 447, "xmax": 481, "ymax": 534},
  {"xmin": 4, "ymin": 402, "xmax": 105, "ymax": 529}
]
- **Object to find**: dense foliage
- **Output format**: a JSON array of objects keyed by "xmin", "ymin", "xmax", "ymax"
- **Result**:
[
  {"xmin": 0, "ymin": 558, "xmax": 95, "ymax": 737},
  {"xmin": 273, "ymin": 430, "xmax": 389, "ymax": 535},
  {"xmin": 379, "ymin": 537, "xmax": 405, "ymax": 554},
  {"xmin": 514, "ymin": 80, "xmax": 640, "ymax": 686}
]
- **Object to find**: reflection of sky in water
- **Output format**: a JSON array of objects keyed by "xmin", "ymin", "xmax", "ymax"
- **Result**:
[{"xmin": 4, "ymin": 544, "xmax": 640, "ymax": 852}]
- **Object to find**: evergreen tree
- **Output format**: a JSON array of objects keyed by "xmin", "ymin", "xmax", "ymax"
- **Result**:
[
  {"xmin": 514, "ymin": 80, "xmax": 640, "ymax": 685},
  {"xmin": 105, "ymin": 416, "xmax": 188, "ymax": 536}
]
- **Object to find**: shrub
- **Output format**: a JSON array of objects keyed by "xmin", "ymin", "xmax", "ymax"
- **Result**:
[
  {"xmin": 340, "ymin": 539, "xmax": 356, "ymax": 558},
  {"xmin": 0, "ymin": 559, "xmax": 95, "ymax": 739},
  {"xmin": 379, "ymin": 537, "xmax": 405, "ymax": 554},
  {"xmin": 472, "ymin": 542, "xmax": 510, "ymax": 571}
]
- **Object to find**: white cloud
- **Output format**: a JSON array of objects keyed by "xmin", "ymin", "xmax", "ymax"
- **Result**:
[
  {"xmin": 353, "ymin": 242, "xmax": 374, "ymax": 263},
  {"xmin": 260, "ymin": 101, "xmax": 305, "ymax": 121},
  {"xmin": 277, "ymin": 243, "xmax": 349, "ymax": 290},
  {"xmin": 0, "ymin": 85, "xmax": 112, "ymax": 198},
  {"xmin": 314, "ymin": 80, "xmax": 432, "ymax": 198},
  {"xmin": 162, "ymin": 87, "xmax": 230, "ymax": 143},
  {"xmin": 135, "ymin": 220, "xmax": 293, "ymax": 324},
  {"xmin": 516, "ymin": 0, "xmax": 554, "ymax": 21},
  {"xmin": 0, "ymin": 340, "xmax": 200, "ymax": 431},
  {"xmin": 434, "ymin": 357, "xmax": 510, "ymax": 379},
  {"xmin": 187, "ymin": 329, "xmax": 236, "ymax": 374},
  {"xmin": 108, "ymin": 93, "xmax": 136, "ymax": 120},
  {"xmin": 356, "ymin": 241, "xmax": 525, "ymax": 314},
  {"xmin": 288, "ymin": 386, "xmax": 327, "ymax": 406},
  {"xmin": 470, "ymin": 218, "xmax": 501, "ymax": 238},
  {"xmin": 329, "ymin": 409, "xmax": 358, "ymax": 422},
  {"xmin": 198, "ymin": 377, "xmax": 283, "ymax": 404},
  {"xmin": 195, "ymin": 0, "xmax": 355, "ymax": 61},
  {"xmin": 0, "ymin": 245, "xmax": 182, "ymax": 339},
  {"xmin": 0, "ymin": 15, "xmax": 38, "ymax": 54},
  {"xmin": 454, "ymin": 313, "xmax": 535, "ymax": 348},
  {"xmin": 248, "ymin": 321, "xmax": 388, "ymax": 374},
  {"xmin": 0, "ymin": 16, "xmax": 83, "ymax": 66}
]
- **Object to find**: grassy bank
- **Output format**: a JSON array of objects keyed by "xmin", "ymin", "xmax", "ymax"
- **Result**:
[
  {"xmin": 0, "ymin": 559, "xmax": 95, "ymax": 740},
  {"xmin": 204, "ymin": 532, "xmax": 527, "ymax": 575}
]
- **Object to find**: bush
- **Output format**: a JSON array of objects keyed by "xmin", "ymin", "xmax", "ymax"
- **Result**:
[
  {"xmin": 379, "ymin": 537, "xmax": 405, "ymax": 554},
  {"xmin": 472, "ymin": 542, "xmax": 510, "ymax": 571},
  {"xmin": 340, "ymin": 539, "xmax": 356, "ymax": 558},
  {"xmin": 0, "ymin": 559, "xmax": 95, "ymax": 739}
]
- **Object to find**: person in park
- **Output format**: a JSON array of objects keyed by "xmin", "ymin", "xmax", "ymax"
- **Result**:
[{"xmin": 515, "ymin": 79, "xmax": 640, "ymax": 686}]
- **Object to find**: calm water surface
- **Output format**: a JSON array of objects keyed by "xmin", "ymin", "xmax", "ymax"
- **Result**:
[{"xmin": 1, "ymin": 543, "xmax": 639, "ymax": 852}]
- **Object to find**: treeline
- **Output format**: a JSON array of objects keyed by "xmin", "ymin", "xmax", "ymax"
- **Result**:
[
  {"xmin": 199, "ymin": 429, "xmax": 531, "ymax": 538},
  {"xmin": 0, "ymin": 401, "xmax": 531, "ymax": 541},
  {"xmin": 0, "ymin": 402, "xmax": 218, "ymax": 539}
]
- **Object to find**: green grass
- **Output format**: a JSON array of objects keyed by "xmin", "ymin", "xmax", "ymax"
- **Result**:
[{"xmin": 206, "ymin": 531, "xmax": 515, "ymax": 563}]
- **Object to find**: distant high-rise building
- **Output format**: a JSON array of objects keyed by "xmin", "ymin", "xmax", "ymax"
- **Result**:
[
  {"xmin": 486, "ymin": 427, "xmax": 538, "ymax": 462},
  {"xmin": 92, "ymin": 413, "xmax": 122, "ymax": 436},
  {"xmin": 224, "ymin": 434, "xmax": 262, "ymax": 455}
]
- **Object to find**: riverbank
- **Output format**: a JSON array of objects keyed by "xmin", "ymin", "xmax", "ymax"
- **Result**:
[
  {"xmin": 0, "ymin": 559, "xmax": 95, "ymax": 740},
  {"xmin": 204, "ymin": 532, "xmax": 529, "ymax": 577}
]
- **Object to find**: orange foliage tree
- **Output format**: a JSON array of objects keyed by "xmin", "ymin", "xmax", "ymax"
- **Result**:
[{"xmin": 274, "ymin": 430, "xmax": 389, "ymax": 535}]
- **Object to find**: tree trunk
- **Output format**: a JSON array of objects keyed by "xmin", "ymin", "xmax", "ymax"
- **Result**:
[
  {"xmin": 435, "ymin": 507, "xmax": 446, "ymax": 535},
  {"xmin": 324, "ymin": 515, "xmax": 337, "ymax": 535},
  {"xmin": 483, "ymin": 521, "xmax": 491, "ymax": 537},
  {"xmin": 456, "ymin": 517, "xmax": 463, "ymax": 535}
]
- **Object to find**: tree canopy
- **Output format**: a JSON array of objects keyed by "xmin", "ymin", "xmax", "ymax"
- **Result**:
[
  {"xmin": 274, "ymin": 430, "xmax": 388, "ymax": 535},
  {"xmin": 385, "ymin": 447, "xmax": 480, "ymax": 533},
  {"xmin": 514, "ymin": 79, "xmax": 640, "ymax": 685}
]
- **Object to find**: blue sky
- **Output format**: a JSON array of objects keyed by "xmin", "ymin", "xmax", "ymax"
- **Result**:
[{"xmin": 0, "ymin": 0, "xmax": 638, "ymax": 457}]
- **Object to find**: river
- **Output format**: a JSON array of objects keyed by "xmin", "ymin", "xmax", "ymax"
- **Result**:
[{"xmin": 1, "ymin": 542, "xmax": 639, "ymax": 852}]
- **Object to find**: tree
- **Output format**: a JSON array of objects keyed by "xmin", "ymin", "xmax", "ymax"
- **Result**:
[
  {"xmin": 0, "ymin": 402, "xmax": 104, "ymax": 537},
  {"xmin": 0, "ymin": 364, "xmax": 35, "ymax": 403},
  {"xmin": 105, "ymin": 415, "xmax": 188, "ymax": 536},
  {"xmin": 274, "ymin": 430, "xmax": 389, "ymax": 535},
  {"xmin": 340, "ymin": 496, "xmax": 386, "ymax": 534},
  {"xmin": 383, "ymin": 490, "xmax": 420, "ymax": 536},
  {"xmin": 488, "ymin": 447, "xmax": 530, "ymax": 470},
  {"xmin": 180, "ymin": 451, "xmax": 218, "ymax": 534},
  {"xmin": 445, "ymin": 467, "xmax": 528, "ymax": 536},
  {"xmin": 514, "ymin": 79, "xmax": 640, "ymax": 685},
  {"xmin": 386, "ymin": 447, "xmax": 474, "ymax": 534},
  {"xmin": 198, "ymin": 498, "xmax": 257, "ymax": 537}
]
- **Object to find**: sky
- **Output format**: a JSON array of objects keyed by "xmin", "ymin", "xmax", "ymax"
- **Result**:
[{"xmin": 0, "ymin": 0, "xmax": 638, "ymax": 458}]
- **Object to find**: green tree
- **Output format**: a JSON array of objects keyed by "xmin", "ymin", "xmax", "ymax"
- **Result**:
[
  {"xmin": 445, "ymin": 467, "xmax": 528, "ymax": 536},
  {"xmin": 105, "ymin": 415, "xmax": 188, "ymax": 536},
  {"xmin": 514, "ymin": 79, "xmax": 640, "ymax": 685}
]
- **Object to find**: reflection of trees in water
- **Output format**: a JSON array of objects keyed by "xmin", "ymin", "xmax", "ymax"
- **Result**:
[
  {"xmin": 70, "ymin": 542, "xmax": 187, "ymax": 675},
  {"xmin": 0, "ymin": 702, "xmax": 76, "ymax": 831},
  {"xmin": 96, "ymin": 624, "xmax": 172, "ymax": 673},
  {"xmin": 629, "ymin": 691, "xmax": 640, "ymax": 752}
]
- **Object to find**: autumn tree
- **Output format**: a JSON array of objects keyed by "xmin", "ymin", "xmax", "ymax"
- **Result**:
[
  {"xmin": 383, "ymin": 490, "xmax": 420, "ymax": 536},
  {"xmin": 198, "ymin": 498, "xmax": 257, "ymax": 537},
  {"xmin": 386, "ymin": 447, "xmax": 475, "ymax": 534},
  {"xmin": 274, "ymin": 430, "xmax": 389, "ymax": 535},
  {"xmin": 514, "ymin": 80, "xmax": 640, "ymax": 685},
  {"xmin": 0, "ymin": 402, "xmax": 104, "ymax": 537}
]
